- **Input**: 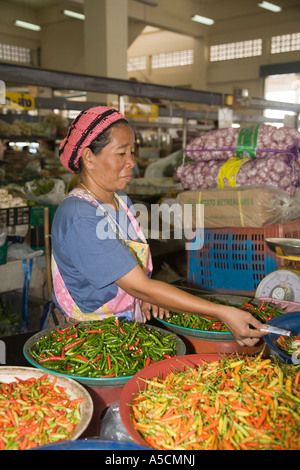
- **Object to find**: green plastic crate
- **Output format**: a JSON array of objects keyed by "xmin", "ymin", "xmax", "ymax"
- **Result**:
[
  {"xmin": 30, "ymin": 205, "xmax": 58, "ymax": 227},
  {"xmin": 0, "ymin": 244, "xmax": 8, "ymax": 265}
]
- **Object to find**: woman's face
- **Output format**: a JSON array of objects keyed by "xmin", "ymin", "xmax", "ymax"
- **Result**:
[{"xmin": 87, "ymin": 123, "xmax": 136, "ymax": 193}]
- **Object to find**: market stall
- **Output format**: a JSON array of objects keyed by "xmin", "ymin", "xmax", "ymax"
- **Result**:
[{"xmin": 0, "ymin": 114, "xmax": 300, "ymax": 451}]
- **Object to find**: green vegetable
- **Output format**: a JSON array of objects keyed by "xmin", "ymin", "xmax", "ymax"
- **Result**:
[
  {"xmin": 277, "ymin": 333, "xmax": 300, "ymax": 357},
  {"xmin": 0, "ymin": 299, "xmax": 20, "ymax": 337},
  {"xmin": 32, "ymin": 179, "xmax": 55, "ymax": 196},
  {"xmin": 162, "ymin": 299, "xmax": 284, "ymax": 332},
  {"xmin": 29, "ymin": 317, "xmax": 178, "ymax": 378}
]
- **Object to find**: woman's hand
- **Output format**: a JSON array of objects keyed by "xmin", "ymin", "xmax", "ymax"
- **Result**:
[
  {"xmin": 220, "ymin": 305, "xmax": 267, "ymax": 347},
  {"xmin": 141, "ymin": 301, "xmax": 170, "ymax": 321},
  {"xmin": 116, "ymin": 266, "xmax": 266, "ymax": 345}
]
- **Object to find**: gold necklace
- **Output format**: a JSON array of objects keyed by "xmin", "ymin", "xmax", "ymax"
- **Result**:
[{"xmin": 79, "ymin": 183, "xmax": 119, "ymax": 211}]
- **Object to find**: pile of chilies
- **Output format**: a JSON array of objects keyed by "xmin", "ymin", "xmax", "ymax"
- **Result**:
[
  {"xmin": 277, "ymin": 334, "xmax": 300, "ymax": 358},
  {"xmin": 0, "ymin": 374, "xmax": 83, "ymax": 450},
  {"xmin": 163, "ymin": 299, "xmax": 282, "ymax": 332},
  {"xmin": 29, "ymin": 318, "xmax": 177, "ymax": 378},
  {"xmin": 131, "ymin": 354, "xmax": 300, "ymax": 450}
]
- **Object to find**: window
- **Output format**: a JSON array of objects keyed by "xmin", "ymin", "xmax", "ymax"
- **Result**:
[
  {"xmin": 271, "ymin": 33, "xmax": 300, "ymax": 54},
  {"xmin": 210, "ymin": 39, "xmax": 262, "ymax": 62},
  {"xmin": 0, "ymin": 44, "xmax": 32, "ymax": 64},
  {"xmin": 264, "ymin": 73, "xmax": 300, "ymax": 125},
  {"xmin": 151, "ymin": 49, "xmax": 193, "ymax": 69},
  {"xmin": 127, "ymin": 56, "xmax": 147, "ymax": 72}
]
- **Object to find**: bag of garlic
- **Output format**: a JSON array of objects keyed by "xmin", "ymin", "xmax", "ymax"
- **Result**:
[
  {"xmin": 185, "ymin": 124, "xmax": 300, "ymax": 162},
  {"xmin": 176, "ymin": 152, "xmax": 300, "ymax": 195}
]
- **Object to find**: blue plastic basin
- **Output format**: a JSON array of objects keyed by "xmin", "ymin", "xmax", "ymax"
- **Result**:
[
  {"xmin": 263, "ymin": 311, "xmax": 300, "ymax": 364},
  {"xmin": 32, "ymin": 438, "xmax": 150, "ymax": 450}
]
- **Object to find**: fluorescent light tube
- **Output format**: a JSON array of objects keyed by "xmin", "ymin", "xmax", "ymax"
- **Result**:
[
  {"xmin": 191, "ymin": 14, "xmax": 214, "ymax": 25},
  {"xmin": 63, "ymin": 10, "xmax": 85, "ymax": 20},
  {"xmin": 258, "ymin": 2, "xmax": 282, "ymax": 12},
  {"xmin": 133, "ymin": 0, "xmax": 158, "ymax": 5},
  {"xmin": 14, "ymin": 20, "xmax": 41, "ymax": 31}
]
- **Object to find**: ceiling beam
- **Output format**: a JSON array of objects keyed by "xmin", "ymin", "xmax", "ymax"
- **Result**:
[{"xmin": 0, "ymin": 62, "xmax": 225, "ymax": 106}]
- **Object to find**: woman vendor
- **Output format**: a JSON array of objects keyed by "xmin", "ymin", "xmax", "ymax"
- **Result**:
[{"xmin": 48, "ymin": 106, "xmax": 266, "ymax": 347}]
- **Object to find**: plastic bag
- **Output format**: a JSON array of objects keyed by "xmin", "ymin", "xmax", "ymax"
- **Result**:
[
  {"xmin": 24, "ymin": 178, "xmax": 65, "ymax": 205},
  {"xmin": 99, "ymin": 401, "xmax": 134, "ymax": 443},
  {"xmin": 185, "ymin": 124, "xmax": 300, "ymax": 162},
  {"xmin": 144, "ymin": 149, "xmax": 183, "ymax": 178},
  {"xmin": 176, "ymin": 153, "xmax": 300, "ymax": 195},
  {"xmin": 7, "ymin": 242, "xmax": 43, "ymax": 260}
]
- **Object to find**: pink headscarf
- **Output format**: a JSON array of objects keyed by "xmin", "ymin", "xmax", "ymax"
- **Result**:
[{"xmin": 59, "ymin": 106, "xmax": 127, "ymax": 173}]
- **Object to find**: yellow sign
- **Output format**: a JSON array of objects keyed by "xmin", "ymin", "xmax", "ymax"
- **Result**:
[
  {"xmin": 108, "ymin": 101, "xmax": 158, "ymax": 118},
  {"xmin": 3, "ymin": 92, "xmax": 35, "ymax": 110},
  {"xmin": 125, "ymin": 103, "xmax": 158, "ymax": 118}
]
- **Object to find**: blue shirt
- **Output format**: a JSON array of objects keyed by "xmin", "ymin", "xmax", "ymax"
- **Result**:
[{"xmin": 51, "ymin": 192, "xmax": 139, "ymax": 314}]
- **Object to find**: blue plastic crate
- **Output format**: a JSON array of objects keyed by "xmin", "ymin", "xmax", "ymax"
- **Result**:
[{"xmin": 187, "ymin": 221, "xmax": 300, "ymax": 296}]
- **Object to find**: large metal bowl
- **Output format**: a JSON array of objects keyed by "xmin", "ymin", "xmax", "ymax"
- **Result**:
[
  {"xmin": 156, "ymin": 294, "xmax": 265, "ymax": 342},
  {"xmin": 23, "ymin": 323, "xmax": 186, "ymax": 387},
  {"xmin": 265, "ymin": 238, "xmax": 300, "ymax": 258},
  {"xmin": 0, "ymin": 366, "xmax": 93, "ymax": 444},
  {"xmin": 263, "ymin": 311, "xmax": 300, "ymax": 364}
]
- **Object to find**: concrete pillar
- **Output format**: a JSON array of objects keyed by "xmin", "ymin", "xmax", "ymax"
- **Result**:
[
  {"xmin": 84, "ymin": 0, "xmax": 128, "ymax": 103},
  {"xmin": 192, "ymin": 37, "xmax": 207, "ymax": 91}
]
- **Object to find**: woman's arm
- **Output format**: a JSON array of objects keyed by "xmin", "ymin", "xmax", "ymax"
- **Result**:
[{"xmin": 116, "ymin": 264, "xmax": 266, "ymax": 347}]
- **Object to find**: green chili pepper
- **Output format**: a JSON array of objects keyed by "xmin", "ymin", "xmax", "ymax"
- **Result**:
[
  {"xmin": 29, "ymin": 317, "xmax": 178, "ymax": 378},
  {"xmin": 162, "ymin": 299, "xmax": 284, "ymax": 333}
]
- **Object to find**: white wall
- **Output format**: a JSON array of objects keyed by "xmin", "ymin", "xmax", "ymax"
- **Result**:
[{"xmin": 129, "ymin": 23, "xmax": 300, "ymax": 99}]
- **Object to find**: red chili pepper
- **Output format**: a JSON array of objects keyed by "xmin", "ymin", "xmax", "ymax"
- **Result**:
[
  {"xmin": 91, "ymin": 354, "xmax": 102, "ymax": 363},
  {"xmin": 38, "ymin": 356, "xmax": 63, "ymax": 363},
  {"xmin": 68, "ymin": 398, "xmax": 85, "ymax": 406},
  {"xmin": 15, "ymin": 422, "xmax": 40, "ymax": 440},
  {"xmin": 258, "ymin": 300, "xmax": 265, "ymax": 311},
  {"xmin": 7, "ymin": 409, "xmax": 17, "ymax": 426},
  {"xmin": 144, "ymin": 357, "xmax": 151, "ymax": 367},
  {"xmin": 65, "ymin": 333, "xmax": 77, "ymax": 340},
  {"xmin": 74, "ymin": 355, "xmax": 88, "ymax": 363},
  {"xmin": 107, "ymin": 354, "xmax": 111, "ymax": 369},
  {"xmin": 242, "ymin": 303, "xmax": 255, "ymax": 311},
  {"xmin": 86, "ymin": 329, "xmax": 105, "ymax": 334},
  {"xmin": 63, "ymin": 338, "xmax": 85, "ymax": 351}
]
